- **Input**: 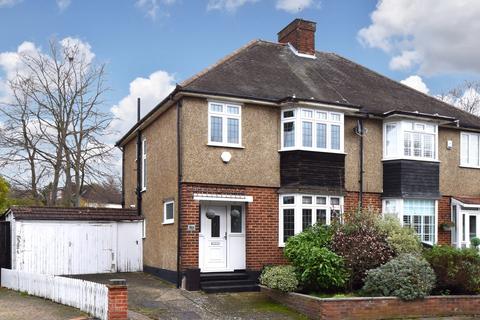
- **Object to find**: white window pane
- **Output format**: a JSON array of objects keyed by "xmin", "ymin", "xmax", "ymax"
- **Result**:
[
  {"xmin": 316, "ymin": 111, "xmax": 327, "ymax": 120},
  {"xmin": 302, "ymin": 209, "xmax": 312, "ymax": 231},
  {"xmin": 415, "ymin": 123, "xmax": 425, "ymax": 131},
  {"xmin": 331, "ymin": 113, "xmax": 341, "ymax": 122},
  {"xmin": 166, "ymin": 203, "xmax": 174, "ymax": 220},
  {"xmin": 302, "ymin": 122, "xmax": 312, "ymax": 147},
  {"xmin": 461, "ymin": 134, "xmax": 469, "ymax": 164},
  {"xmin": 331, "ymin": 125, "xmax": 340, "ymax": 150},
  {"xmin": 404, "ymin": 132, "xmax": 412, "ymax": 156},
  {"xmin": 283, "ymin": 122, "xmax": 295, "ymax": 147},
  {"xmin": 426, "ymin": 124, "xmax": 435, "ymax": 133},
  {"xmin": 210, "ymin": 116, "xmax": 223, "ymax": 142},
  {"xmin": 316, "ymin": 196, "xmax": 326, "ymax": 205},
  {"xmin": 413, "ymin": 133, "xmax": 422, "ymax": 157},
  {"xmin": 227, "ymin": 118, "xmax": 239, "ymax": 144},
  {"xmin": 330, "ymin": 197, "xmax": 340, "ymax": 205},
  {"xmin": 423, "ymin": 134, "xmax": 434, "ymax": 158},
  {"xmin": 302, "ymin": 109, "xmax": 313, "ymax": 118},
  {"xmin": 283, "ymin": 110, "xmax": 294, "ymax": 118},
  {"xmin": 469, "ymin": 134, "xmax": 479, "ymax": 166},
  {"xmin": 227, "ymin": 106, "xmax": 239, "ymax": 114},
  {"xmin": 283, "ymin": 196, "xmax": 295, "ymax": 204},
  {"xmin": 302, "ymin": 196, "xmax": 312, "ymax": 204},
  {"xmin": 316, "ymin": 123, "xmax": 327, "ymax": 149},
  {"xmin": 386, "ymin": 124, "xmax": 397, "ymax": 156},
  {"xmin": 210, "ymin": 103, "xmax": 223, "ymax": 112}
]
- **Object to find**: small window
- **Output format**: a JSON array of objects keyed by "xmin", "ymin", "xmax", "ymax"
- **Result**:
[
  {"xmin": 208, "ymin": 101, "xmax": 241, "ymax": 147},
  {"xmin": 283, "ymin": 196, "xmax": 295, "ymax": 204},
  {"xmin": 330, "ymin": 197, "xmax": 340, "ymax": 206},
  {"xmin": 461, "ymin": 132, "xmax": 480, "ymax": 168},
  {"xmin": 302, "ymin": 196, "xmax": 312, "ymax": 204},
  {"xmin": 331, "ymin": 113, "xmax": 341, "ymax": 122},
  {"xmin": 316, "ymin": 196, "xmax": 326, "ymax": 205},
  {"xmin": 316, "ymin": 111, "xmax": 327, "ymax": 120},
  {"xmin": 283, "ymin": 110, "xmax": 295, "ymax": 118},
  {"xmin": 302, "ymin": 109, "xmax": 313, "ymax": 118},
  {"xmin": 164, "ymin": 201, "xmax": 174, "ymax": 224}
]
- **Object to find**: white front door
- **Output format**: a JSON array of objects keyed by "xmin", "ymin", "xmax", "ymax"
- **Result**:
[
  {"xmin": 457, "ymin": 209, "xmax": 480, "ymax": 248},
  {"xmin": 199, "ymin": 203, "xmax": 246, "ymax": 272}
]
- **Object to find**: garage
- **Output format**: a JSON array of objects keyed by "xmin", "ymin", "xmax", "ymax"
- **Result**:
[{"xmin": 1, "ymin": 206, "xmax": 144, "ymax": 275}]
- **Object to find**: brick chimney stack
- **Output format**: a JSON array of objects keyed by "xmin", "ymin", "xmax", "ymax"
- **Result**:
[{"xmin": 278, "ymin": 19, "xmax": 316, "ymax": 56}]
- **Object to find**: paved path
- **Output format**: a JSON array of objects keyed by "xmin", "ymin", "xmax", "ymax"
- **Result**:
[
  {"xmin": 0, "ymin": 287, "xmax": 87, "ymax": 320},
  {"xmin": 74, "ymin": 272, "xmax": 306, "ymax": 320}
]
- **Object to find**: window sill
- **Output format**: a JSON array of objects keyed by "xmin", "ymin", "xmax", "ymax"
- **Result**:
[
  {"xmin": 279, "ymin": 148, "xmax": 346, "ymax": 154},
  {"xmin": 163, "ymin": 221, "xmax": 174, "ymax": 225},
  {"xmin": 382, "ymin": 157, "xmax": 440, "ymax": 163},
  {"xmin": 459, "ymin": 165, "xmax": 480, "ymax": 169},
  {"xmin": 207, "ymin": 143, "xmax": 245, "ymax": 149}
]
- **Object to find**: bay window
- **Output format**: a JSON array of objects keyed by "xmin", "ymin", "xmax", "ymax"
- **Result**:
[
  {"xmin": 208, "ymin": 101, "xmax": 242, "ymax": 147},
  {"xmin": 279, "ymin": 194, "xmax": 343, "ymax": 246},
  {"xmin": 461, "ymin": 132, "xmax": 480, "ymax": 168},
  {"xmin": 382, "ymin": 198, "xmax": 437, "ymax": 245},
  {"xmin": 281, "ymin": 108, "xmax": 344, "ymax": 152},
  {"xmin": 383, "ymin": 120, "xmax": 437, "ymax": 160}
]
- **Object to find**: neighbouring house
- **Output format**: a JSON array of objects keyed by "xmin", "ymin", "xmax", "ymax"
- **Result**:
[
  {"xmin": 0, "ymin": 206, "xmax": 143, "ymax": 275},
  {"xmin": 116, "ymin": 19, "xmax": 480, "ymax": 291}
]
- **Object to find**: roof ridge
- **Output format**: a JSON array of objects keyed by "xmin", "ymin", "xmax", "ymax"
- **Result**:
[
  {"xmin": 328, "ymin": 52, "xmax": 480, "ymax": 123},
  {"xmin": 181, "ymin": 39, "xmax": 261, "ymax": 87}
]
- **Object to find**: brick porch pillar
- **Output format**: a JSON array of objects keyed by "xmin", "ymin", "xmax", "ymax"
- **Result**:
[{"xmin": 107, "ymin": 279, "xmax": 128, "ymax": 320}]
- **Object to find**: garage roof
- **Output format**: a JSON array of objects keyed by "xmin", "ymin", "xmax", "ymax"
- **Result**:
[{"xmin": 4, "ymin": 206, "xmax": 143, "ymax": 221}]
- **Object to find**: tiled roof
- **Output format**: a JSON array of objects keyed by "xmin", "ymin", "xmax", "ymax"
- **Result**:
[
  {"xmin": 4, "ymin": 206, "xmax": 143, "ymax": 221},
  {"xmin": 454, "ymin": 196, "xmax": 480, "ymax": 206}
]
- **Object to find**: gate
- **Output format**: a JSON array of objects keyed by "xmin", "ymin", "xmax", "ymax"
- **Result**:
[{"xmin": 0, "ymin": 222, "xmax": 11, "ymax": 280}]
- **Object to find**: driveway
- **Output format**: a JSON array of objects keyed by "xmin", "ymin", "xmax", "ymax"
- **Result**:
[
  {"xmin": 0, "ymin": 287, "xmax": 87, "ymax": 320},
  {"xmin": 73, "ymin": 272, "xmax": 306, "ymax": 320}
]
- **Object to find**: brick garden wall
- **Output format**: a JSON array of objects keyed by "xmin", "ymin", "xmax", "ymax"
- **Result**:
[
  {"xmin": 180, "ymin": 183, "xmax": 286, "ymax": 272},
  {"xmin": 262, "ymin": 286, "xmax": 480, "ymax": 320}
]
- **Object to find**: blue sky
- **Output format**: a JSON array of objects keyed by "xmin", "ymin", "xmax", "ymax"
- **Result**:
[{"xmin": 1, "ymin": 0, "xmax": 480, "ymax": 136}]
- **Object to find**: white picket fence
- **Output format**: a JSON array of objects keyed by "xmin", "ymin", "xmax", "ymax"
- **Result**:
[{"xmin": 1, "ymin": 268, "xmax": 108, "ymax": 320}]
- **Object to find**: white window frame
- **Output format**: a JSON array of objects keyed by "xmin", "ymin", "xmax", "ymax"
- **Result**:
[
  {"xmin": 280, "ymin": 107, "xmax": 344, "ymax": 153},
  {"xmin": 141, "ymin": 138, "xmax": 147, "ymax": 191},
  {"xmin": 383, "ymin": 120, "xmax": 438, "ymax": 161},
  {"xmin": 163, "ymin": 200, "xmax": 175, "ymax": 224},
  {"xmin": 142, "ymin": 219, "xmax": 147, "ymax": 239},
  {"xmin": 279, "ymin": 194, "xmax": 343, "ymax": 247},
  {"xmin": 207, "ymin": 101, "xmax": 242, "ymax": 148},
  {"xmin": 382, "ymin": 198, "xmax": 438, "ymax": 245},
  {"xmin": 460, "ymin": 131, "xmax": 480, "ymax": 168}
]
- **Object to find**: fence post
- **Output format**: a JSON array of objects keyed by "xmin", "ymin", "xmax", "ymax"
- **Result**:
[{"xmin": 107, "ymin": 279, "xmax": 128, "ymax": 320}]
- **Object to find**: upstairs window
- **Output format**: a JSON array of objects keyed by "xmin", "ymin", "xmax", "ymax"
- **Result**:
[
  {"xmin": 281, "ymin": 108, "xmax": 344, "ymax": 153},
  {"xmin": 461, "ymin": 132, "xmax": 480, "ymax": 168},
  {"xmin": 208, "ymin": 101, "xmax": 242, "ymax": 147},
  {"xmin": 164, "ymin": 201, "xmax": 174, "ymax": 224},
  {"xmin": 383, "ymin": 120, "xmax": 437, "ymax": 161}
]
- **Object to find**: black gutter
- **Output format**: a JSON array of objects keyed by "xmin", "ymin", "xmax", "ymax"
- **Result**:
[
  {"xmin": 136, "ymin": 98, "xmax": 142, "ymax": 217},
  {"xmin": 176, "ymin": 99, "xmax": 183, "ymax": 288},
  {"xmin": 382, "ymin": 110, "xmax": 457, "ymax": 122}
]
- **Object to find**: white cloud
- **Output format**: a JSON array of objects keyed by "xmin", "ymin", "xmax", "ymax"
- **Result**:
[
  {"xmin": 0, "ymin": 0, "xmax": 21, "ymax": 7},
  {"xmin": 109, "ymin": 70, "xmax": 176, "ymax": 138},
  {"xmin": 275, "ymin": 0, "xmax": 315, "ymax": 13},
  {"xmin": 56, "ymin": 0, "xmax": 71, "ymax": 11},
  {"xmin": 207, "ymin": 0, "xmax": 258, "ymax": 12},
  {"xmin": 400, "ymin": 75, "xmax": 429, "ymax": 94},
  {"xmin": 358, "ymin": 0, "xmax": 480, "ymax": 75},
  {"xmin": 135, "ymin": 0, "xmax": 176, "ymax": 19}
]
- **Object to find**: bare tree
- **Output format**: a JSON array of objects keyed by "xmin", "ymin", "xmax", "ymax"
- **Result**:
[
  {"xmin": 0, "ymin": 39, "xmax": 113, "ymax": 207},
  {"xmin": 440, "ymin": 80, "xmax": 480, "ymax": 116}
]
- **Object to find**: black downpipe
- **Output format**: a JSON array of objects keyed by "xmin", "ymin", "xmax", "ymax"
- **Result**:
[
  {"xmin": 358, "ymin": 119, "xmax": 364, "ymax": 210},
  {"xmin": 176, "ymin": 99, "xmax": 183, "ymax": 288},
  {"xmin": 121, "ymin": 146, "xmax": 125, "ymax": 208},
  {"xmin": 136, "ymin": 98, "xmax": 142, "ymax": 216}
]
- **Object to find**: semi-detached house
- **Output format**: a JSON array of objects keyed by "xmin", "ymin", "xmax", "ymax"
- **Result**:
[{"xmin": 116, "ymin": 19, "xmax": 480, "ymax": 291}]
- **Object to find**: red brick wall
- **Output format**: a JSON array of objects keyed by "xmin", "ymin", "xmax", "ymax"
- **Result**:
[
  {"xmin": 180, "ymin": 183, "xmax": 286, "ymax": 272},
  {"xmin": 344, "ymin": 191, "xmax": 382, "ymax": 213},
  {"xmin": 438, "ymin": 196, "xmax": 452, "ymax": 245},
  {"xmin": 262, "ymin": 286, "xmax": 480, "ymax": 320}
]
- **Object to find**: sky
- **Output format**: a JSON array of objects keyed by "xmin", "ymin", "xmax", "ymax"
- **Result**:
[{"xmin": 1, "ymin": 0, "xmax": 480, "ymax": 140}]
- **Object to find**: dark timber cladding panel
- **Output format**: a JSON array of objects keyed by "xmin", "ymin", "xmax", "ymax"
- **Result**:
[
  {"xmin": 0, "ymin": 221, "xmax": 11, "ymax": 271},
  {"xmin": 280, "ymin": 150, "xmax": 345, "ymax": 192},
  {"xmin": 383, "ymin": 160, "xmax": 440, "ymax": 198}
]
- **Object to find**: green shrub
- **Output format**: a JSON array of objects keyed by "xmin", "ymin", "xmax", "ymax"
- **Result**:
[
  {"xmin": 284, "ymin": 224, "xmax": 349, "ymax": 291},
  {"xmin": 260, "ymin": 265, "xmax": 299, "ymax": 292},
  {"xmin": 376, "ymin": 214, "xmax": 422, "ymax": 255},
  {"xmin": 423, "ymin": 245, "xmax": 480, "ymax": 294},
  {"xmin": 471, "ymin": 237, "xmax": 480, "ymax": 249},
  {"xmin": 331, "ymin": 210, "xmax": 395, "ymax": 289},
  {"xmin": 362, "ymin": 254, "xmax": 435, "ymax": 300}
]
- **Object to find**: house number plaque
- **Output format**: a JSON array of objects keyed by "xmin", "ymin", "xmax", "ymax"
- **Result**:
[{"xmin": 187, "ymin": 224, "xmax": 196, "ymax": 231}]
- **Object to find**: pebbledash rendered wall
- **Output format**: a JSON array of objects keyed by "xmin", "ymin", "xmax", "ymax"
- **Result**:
[{"xmin": 261, "ymin": 286, "xmax": 480, "ymax": 320}]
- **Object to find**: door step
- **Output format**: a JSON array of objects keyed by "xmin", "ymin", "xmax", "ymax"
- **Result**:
[{"xmin": 200, "ymin": 271, "xmax": 259, "ymax": 293}]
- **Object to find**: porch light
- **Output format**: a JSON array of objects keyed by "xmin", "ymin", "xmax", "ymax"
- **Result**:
[
  {"xmin": 206, "ymin": 209, "xmax": 216, "ymax": 219},
  {"xmin": 231, "ymin": 209, "xmax": 241, "ymax": 218}
]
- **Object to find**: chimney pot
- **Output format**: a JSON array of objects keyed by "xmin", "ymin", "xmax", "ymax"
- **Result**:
[{"xmin": 278, "ymin": 19, "xmax": 316, "ymax": 56}]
